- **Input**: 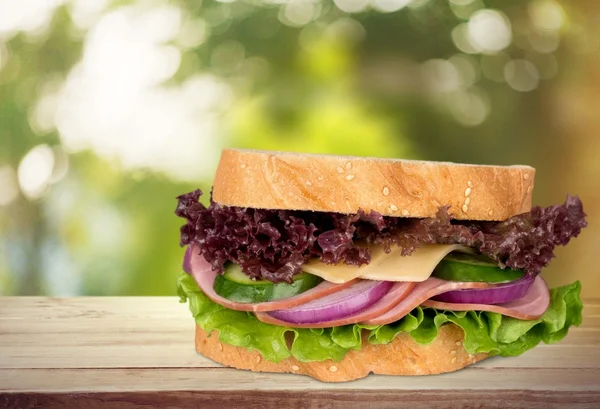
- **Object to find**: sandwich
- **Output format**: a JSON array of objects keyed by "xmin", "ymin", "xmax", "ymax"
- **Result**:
[{"xmin": 175, "ymin": 149, "xmax": 586, "ymax": 382}]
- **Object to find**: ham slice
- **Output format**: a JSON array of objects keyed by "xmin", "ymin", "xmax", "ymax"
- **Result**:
[
  {"xmin": 255, "ymin": 281, "xmax": 416, "ymax": 328},
  {"xmin": 189, "ymin": 245, "xmax": 358, "ymax": 312},
  {"xmin": 361, "ymin": 278, "xmax": 494, "ymax": 325},
  {"xmin": 421, "ymin": 276, "xmax": 550, "ymax": 320}
]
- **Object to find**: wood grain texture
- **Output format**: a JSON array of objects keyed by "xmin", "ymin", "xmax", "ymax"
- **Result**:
[
  {"xmin": 212, "ymin": 149, "xmax": 536, "ymax": 220},
  {"xmin": 2, "ymin": 391, "xmax": 600, "ymax": 409},
  {"xmin": 0, "ymin": 297, "xmax": 599, "ymax": 408}
]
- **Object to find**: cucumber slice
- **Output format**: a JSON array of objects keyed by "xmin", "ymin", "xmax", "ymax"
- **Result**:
[
  {"xmin": 433, "ymin": 252, "xmax": 524, "ymax": 283},
  {"xmin": 213, "ymin": 264, "xmax": 323, "ymax": 303},
  {"xmin": 443, "ymin": 252, "xmax": 499, "ymax": 267},
  {"xmin": 221, "ymin": 263, "xmax": 272, "ymax": 285}
]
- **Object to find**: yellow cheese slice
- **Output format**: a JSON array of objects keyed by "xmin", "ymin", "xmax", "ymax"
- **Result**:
[
  {"xmin": 302, "ymin": 245, "xmax": 391, "ymax": 283},
  {"xmin": 360, "ymin": 244, "xmax": 467, "ymax": 282},
  {"xmin": 302, "ymin": 244, "xmax": 467, "ymax": 283}
]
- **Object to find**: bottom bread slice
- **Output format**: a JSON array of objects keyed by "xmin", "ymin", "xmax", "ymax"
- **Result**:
[{"xmin": 195, "ymin": 324, "xmax": 488, "ymax": 382}]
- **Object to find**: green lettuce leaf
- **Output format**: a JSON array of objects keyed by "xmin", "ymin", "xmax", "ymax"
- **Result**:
[{"xmin": 178, "ymin": 273, "xmax": 583, "ymax": 363}]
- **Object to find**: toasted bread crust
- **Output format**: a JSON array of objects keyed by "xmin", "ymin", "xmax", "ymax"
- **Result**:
[
  {"xmin": 195, "ymin": 325, "xmax": 488, "ymax": 382},
  {"xmin": 213, "ymin": 149, "xmax": 535, "ymax": 221}
]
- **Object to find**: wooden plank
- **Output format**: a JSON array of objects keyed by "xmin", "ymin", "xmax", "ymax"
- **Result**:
[
  {"xmin": 2, "ymin": 390, "xmax": 599, "ymax": 409},
  {"xmin": 0, "ymin": 297, "xmax": 188, "ymax": 319},
  {"xmin": 0, "ymin": 297, "xmax": 598, "ymax": 370},
  {"xmin": 583, "ymin": 300, "xmax": 600, "ymax": 317},
  {"xmin": 1, "ymin": 368, "xmax": 600, "ymax": 393},
  {"xmin": 471, "ymin": 345, "xmax": 600, "ymax": 369}
]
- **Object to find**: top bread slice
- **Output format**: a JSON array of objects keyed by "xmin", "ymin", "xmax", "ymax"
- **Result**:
[{"xmin": 212, "ymin": 149, "xmax": 535, "ymax": 221}]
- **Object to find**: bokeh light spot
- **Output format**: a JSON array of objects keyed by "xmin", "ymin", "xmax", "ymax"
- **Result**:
[
  {"xmin": 467, "ymin": 9, "xmax": 512, "ymax": 53},
  {"xmin": 372, "ymin": 0, "xmax": 412, "ymax": 13},
  {"xmin": 29, "ymin": 76, "xmax": 63, "ymax": 135},
  {"xmin": 240, "ymin": 56, "xmax": 271, "ymax": 83},
  {"xmin": 204, "ymin": 4, "xmax": 232, "ymax": 27},
  {"xmin": 281, "ymin": 1, "xmax": 319, "ymax": 27},
  {"xmin": 407, "ymin": 0, "xmax": 431, "ymax": 8},
  {"xmin": 334, "ymin": 0, "xmax": 370, "ymax": 14},
  {"xmin": 176, "ymin": 18, "xmax": 209, "ymax": 49},
  {"xmin": 17, "ymin": 144, "xmax": 55, "ymax": 200},
  {"xmin": 69, "ymin": 0, "xmax": 110, "ymax": 30},
  {"xmin": 449, "ymin": 0, "xmax": 483, "ymax": 20},
  {"xmin": 528, "ymin": 0, "xmax": 564, "ymax": 33},
  {"xmin": 504, "ymin": 59, "xmax": 540, "ymax": 92},
  {"xmin": 528, "ymin": 30, "xmax": 560, "ymax": 53},
  {"xmin": 449, "ymin": 53, "xmax": 480, "ymax": 87},
  {"xmin": 0, "ymin": 0, "xmax": 65, "ymax": 40},
  {"xmin": 451, "ymin": 24, "xmax": 478, "ymax": 54},
  {"xmin": 447, "ymin": 87, "xmax": 490, "ymax": 126},
  {"xmin": 422, "ymin": 59, "xmax": 461, "ymax": 93},
  {"xmin": 324, "ymin": 18, "xmax": 366, "ymax": 45},
  {"xmin": 211, "ymin": 40, "xmax": 245, "ymax": 73}
]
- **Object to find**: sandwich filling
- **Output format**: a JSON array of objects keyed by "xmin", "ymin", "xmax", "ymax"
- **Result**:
[{"xmin": 176, "ymin": 189, "xmax": 586, "ymax": 363}]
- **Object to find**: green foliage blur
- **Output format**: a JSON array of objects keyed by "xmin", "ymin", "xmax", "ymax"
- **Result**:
[{"xmin": 1, "ymin": 0, "xmax": 598, "ymax": 295}]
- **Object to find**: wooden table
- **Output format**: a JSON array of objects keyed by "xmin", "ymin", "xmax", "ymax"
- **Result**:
[{"xmin": 0, "ymin": 297, "xmax": 598, "ymax": 408}]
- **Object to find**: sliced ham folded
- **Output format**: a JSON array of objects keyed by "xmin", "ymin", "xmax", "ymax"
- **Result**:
[
  {"xmin": 361, "ymin": 278, "xmax": 494, "ymax": 325},
  {"xmin": 421, "ymin": 276, "xmax": 550, "ymax": 320},
  {"xmin": 188, "ymin": 245, "xmax": 358, "ymax": 312},
  {"xmin": 255, "ymin": 281, "xmax": 416, "ymax": 328}
]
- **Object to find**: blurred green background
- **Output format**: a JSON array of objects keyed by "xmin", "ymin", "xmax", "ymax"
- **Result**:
[{"xmin": 1, "ymin": 0, "xmax": 598, "ymax": 297}]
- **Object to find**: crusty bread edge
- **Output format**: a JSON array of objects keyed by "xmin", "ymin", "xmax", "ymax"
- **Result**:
[
  {"xmin": 195, "ymin": 324, "xmax": 488, "ymax": 382},
  {"xmin": 213, "ymin": 149, "xmax": 535, "ymax": 221}
]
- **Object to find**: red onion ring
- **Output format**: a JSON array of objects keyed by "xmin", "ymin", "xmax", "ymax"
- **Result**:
[
  {"xmin": 432, "ymin": 274, "xmax": 535, "ymax": 304},
  {"xmin": 268, "ymin": 280, "xmax": 393, "ymax": 324}
]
